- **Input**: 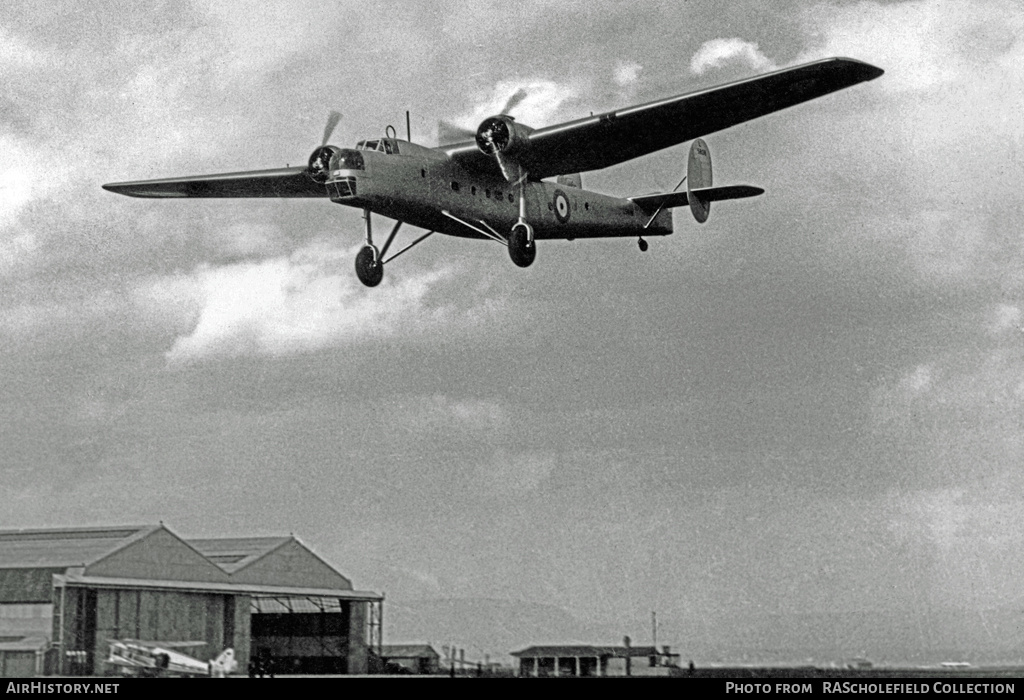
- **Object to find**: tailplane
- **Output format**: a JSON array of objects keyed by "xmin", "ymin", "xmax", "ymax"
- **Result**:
[{"xmin": 629, "ymin": 139, "xmax": 763, "ymax": 224}]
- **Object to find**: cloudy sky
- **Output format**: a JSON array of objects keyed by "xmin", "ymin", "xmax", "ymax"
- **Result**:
[{"xmin": 3, "ymin": 0, "xmax": 1024, "ymax": 664}]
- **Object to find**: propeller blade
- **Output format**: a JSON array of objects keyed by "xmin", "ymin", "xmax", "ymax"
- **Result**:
[
  {"xmin": 322, "ymin": 110, "xmax": 343, "ymax": 146},
  {"xmin": 437, "ymin": 120, "xmax": 477, "ymax": 145},
  {"xmin": 500, "ymin": 88, "xmax": 528, "ymax": 115}
]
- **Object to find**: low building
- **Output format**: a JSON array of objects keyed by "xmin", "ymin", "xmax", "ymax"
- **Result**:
[
  {"xmin": 380, "ymin": 644, "xmax": 440, "ymax": 674},
  {"xmin": 512, "ymin": 645, "xmax": 680, "ymax": 677},
  {"xmin": 0, "ymin": 524, "xmax": 383, "ymax": 677}
]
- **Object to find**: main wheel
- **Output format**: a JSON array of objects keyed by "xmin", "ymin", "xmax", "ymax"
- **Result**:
[
  {"xmin": 508, "ymin": 223, "xmax": 536, "ymax": 268},
  {"xmin": 355, "ymin": 245, "xmax": 383, "ymax": 287}
]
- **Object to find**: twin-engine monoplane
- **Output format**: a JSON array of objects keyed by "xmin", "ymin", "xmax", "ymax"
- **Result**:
[{"xmin": 103, "ymin": 58, "xmax": 882, "ymax": 287}]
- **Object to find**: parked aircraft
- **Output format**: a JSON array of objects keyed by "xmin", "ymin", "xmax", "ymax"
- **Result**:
[
  {"xmin": 103, "ymin": 58, "xmax": 882, "ymax": 287},
  {"xmin": 106, "ymin": 639, "xmax": 238, "ymax": 677}
]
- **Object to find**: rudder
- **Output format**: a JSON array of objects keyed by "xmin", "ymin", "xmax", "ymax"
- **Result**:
[{"xmin": 687, "ymin": 138, "xmax": 712, "ymax": 223}]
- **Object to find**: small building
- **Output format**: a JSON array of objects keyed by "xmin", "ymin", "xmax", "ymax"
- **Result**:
[
  {"xmin": 512, "ymin": 645, "xmax": 680, "ymax": 677},
  {"xmin": 0, "ymin": 636, "xmax": 50, "ymax": 678},
  {"xmin": 0, "ymin": 524, "xmax": 382, "ymax": 677},
  {"xmin": 380, "ymin": 644, "xmax": 440, "ymax": 674}
]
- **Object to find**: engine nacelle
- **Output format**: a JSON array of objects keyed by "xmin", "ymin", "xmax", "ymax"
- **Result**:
[
  {"xmin": 475, "ymin": 115, "xmax": 533, "ymax": 157},
  {"xmin": 307, "ymin": 145, "xmax": 341, "ymax": 184}
]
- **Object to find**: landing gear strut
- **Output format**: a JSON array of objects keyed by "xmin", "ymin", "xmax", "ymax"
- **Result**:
[
  {"xmin": 508, "ymin": 173, "xmax": 536, "ymax": 268},
  {"xmin": 355, "ymin": 208, "xmax": 383, "ymax": 287},
  {"xmin": 637, "ymin": 237, "xmax": 649, "ymax": 252},
  {"xmin": 351, "ymin": 209, "xmax": 434, "ymax": 287}
]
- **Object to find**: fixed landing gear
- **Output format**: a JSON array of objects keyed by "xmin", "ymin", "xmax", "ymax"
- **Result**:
[
  {"xmin": 355, "ymin": 245, "xmax": 383, "ymax": 287},
  {"xmin": 508, "ymin": 222, "xmax": 536, "ymax": 268},
  {"xmin": 351, "ymin": 209, "xmax": 435, "ymax": 287},
  {"xmin": 637, "ymin": 237, "xmax": 649, "ymax": 252}
]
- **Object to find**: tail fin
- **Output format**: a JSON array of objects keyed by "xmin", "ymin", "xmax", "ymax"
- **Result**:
[
  {"xmin": 210, "ymin": 649, "xmax": 237, "ymax": 677},
  {"xmin": 687, "ymin": 138, "xmax": 713, "ymax": 222}
]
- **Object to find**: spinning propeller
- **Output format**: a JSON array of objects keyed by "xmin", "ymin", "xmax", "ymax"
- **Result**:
[
  {"xmin": 437, "ymin": 88, "xmax": 528, "ymax": 146},
  {"xmin": 308, "ymin": 110, "xmax": 344, "ymax": 184}
]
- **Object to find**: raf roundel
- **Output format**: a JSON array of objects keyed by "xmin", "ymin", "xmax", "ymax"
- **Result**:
[{"xmin": 553, "ymin": 189, "xmax": 571, "ymax": 223}]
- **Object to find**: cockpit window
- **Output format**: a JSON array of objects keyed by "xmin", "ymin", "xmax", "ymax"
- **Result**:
[
  {"xmin": 331, "ymin": 149, "xmax": 364, "ymax": 170},
  {"xmin": 355, "ymin": 139, "xmax": 400, "ymax": 155}
]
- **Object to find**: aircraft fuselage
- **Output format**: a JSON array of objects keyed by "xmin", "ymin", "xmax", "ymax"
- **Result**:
[{"xmin": 325, "ymin": 141, "xmax": 673, "ymax": 241}]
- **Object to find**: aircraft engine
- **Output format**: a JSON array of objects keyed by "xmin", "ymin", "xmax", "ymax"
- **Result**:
[
  {"xmin": 475, "ymin": 116, "xmax": 533, "ymax": 181},
  {"xmin": 307, "ymin": 145, "xmax": 341, "ymax": 184},
  {"xmin": 475, "ymin": 115, "xmax": 531, "ymax": 157}
]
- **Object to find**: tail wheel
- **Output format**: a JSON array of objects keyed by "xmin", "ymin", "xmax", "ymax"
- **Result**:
[
  {"xmin": 355, "ymin": 245, "xmax": 383, "ymax": 287},
  {"xmin": 508, "ymin": 223, "xmax": 536, "ymax": 268}
]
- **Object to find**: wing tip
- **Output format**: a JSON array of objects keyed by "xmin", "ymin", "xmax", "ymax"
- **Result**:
[{"xmin": 830, "ymin": 56, "xmax": 885, "ymax": 82}]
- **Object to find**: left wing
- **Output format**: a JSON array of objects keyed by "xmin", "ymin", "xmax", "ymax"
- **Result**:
[
  {"xmin": 444, "ymin": 57, "xmax": 883, "ymax": 180},
  {"xmin": 102, "ymin": 167, "xmax": 327, "ymax": 199}
]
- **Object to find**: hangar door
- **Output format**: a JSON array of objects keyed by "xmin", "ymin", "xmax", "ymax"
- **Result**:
[{"xmin": 250, "ymin": 597, "xmax": 350, "ymax": 674}]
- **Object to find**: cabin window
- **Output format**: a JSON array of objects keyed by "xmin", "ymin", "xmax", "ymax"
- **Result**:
[
  {"xmin": 495, "ymin": 190, "xmax": 502, "ymax": 201},
  {"xmin": 584, "ymin": 202, "xmax": 589, "ymax": 211},
  {"xmin": 421, "ymin": 169, "xmax": 426, "ymax": 178},
  {"xmin": 471, "ymin": 186, "xmax": 477, "ymax": 196},
  {"xmin": 451, "ymin": 181, "xmax": 460, "ymax": 192},
  {"xmin": 547, "ymin": 202, "xmax": 553, "ymax": 211},
  {"xmin": 485, "ymin": 189, "xmax": 491, "ymax": 198},
  {"xmin": 508, "ymin": 193, "xmax": 514, "ymax": 203}
]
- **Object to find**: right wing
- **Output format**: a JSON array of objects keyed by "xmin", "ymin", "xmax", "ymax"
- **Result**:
[
  {"xmin": 444, "ymin": 57, "xmax": 883, "ymax": 180},
  {"xmin": 102, "ymin": 167, "xmax": 327, "ymax": 198}
]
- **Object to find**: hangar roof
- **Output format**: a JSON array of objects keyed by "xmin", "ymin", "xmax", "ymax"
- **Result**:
[
  {"xmin": 188, "ymin": 536, "xmax": 291, "ymax": 573},
  {"xmin": 54, "ymin": 573, "xmax": 382, "ymax": 601},
  {"xmin": 0, "ymin": 526, "xmax": 157, "ymax": 569},
  {"xmin": 0, "ymin": 524, "xmax": 366, "ymax": 601}
]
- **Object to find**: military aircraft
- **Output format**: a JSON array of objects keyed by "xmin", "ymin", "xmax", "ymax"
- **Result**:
[
  {"xmin": 106, "ymin": 639, "xmax": 238, "ymax": 677},
  {"xmin": 102, "ymin": 57, "xmax": 882, "ymax": 288}
]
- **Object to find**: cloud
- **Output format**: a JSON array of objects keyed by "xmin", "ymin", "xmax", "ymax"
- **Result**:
[
  {"xmin": 690, "ymin": 38, "xmax": 776, "ymax": 76},
  {"xmin": 797, "ymin": 0, "xmax": 1024, "ymax": 93},
  {"xmin": 140, "ymin": 240, "xmax": 510, "ymax": 363},
  {"xmin": 477, "ymin": 450, "xmax": 556, "ymax": 496},
  {"xmin": 613, "ymin": 61, "xmax": 642, "ymax": 87},
  {"xmin": 396, "ymin": 395, "xmax": 509, "ymax": 434},
  {"xmin": 445, "ymin": 78, "xmax": 579, "ymax": 136}
]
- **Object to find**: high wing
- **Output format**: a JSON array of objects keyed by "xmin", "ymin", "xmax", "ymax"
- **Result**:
[
  {"xmin": 102, "ymin": 166, "xmax": 327, "ymax": 199},
  {"xmin": 444, "ymin": 57, "xmax": 883, "ymax": 180}
]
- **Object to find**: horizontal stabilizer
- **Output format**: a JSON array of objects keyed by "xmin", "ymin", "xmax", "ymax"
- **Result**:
[{"xmin": 630, "ymin": 185, "xmax": 763, "ymax": 212}]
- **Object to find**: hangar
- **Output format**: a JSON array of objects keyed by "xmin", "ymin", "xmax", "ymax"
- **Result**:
[{"xmin": 0, "ymin": 524, "xmax": 382, "ymax": 677}]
